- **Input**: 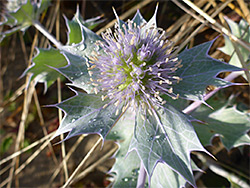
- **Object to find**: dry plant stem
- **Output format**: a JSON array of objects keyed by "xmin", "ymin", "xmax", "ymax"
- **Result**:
[
  {"xmin": 18, "ymin": 31, "xmax": 29, "ymax": 64},
  {"xmin": 73, "ymin": 145, "xmax": 118, "ymax": 184},
  {"xmin": 31, "ymin": 29, "xmax": 57, "ymax": 165},
  {"xmin": 39, "ymin": 6, "xmax": 54, "ymax": 47},
  {"xmin": 173, "ymin": 0, "xmax": 234, "ymax": 56},
  {"xmin": 136, "ymin": 161, "xmax": 147, "ymax": 188},
  {"xmin": 0, "ymin": 135, "xmax": 56, "ymax": 187},
  {"xmin": 181, "ymin": 0, "xmax": 250, "ymax": 53},
  {"xmin": 208, "ymin": 163, "xmax": 250, "ymax": 188},
  {"xmin": 62, "ymin": 137, "xmax": 103, "ymax": 188},
  {"xmin": 14, "ymin": 138, "xmax": 53, "ymax": 175},
  {"xmin": 0, "ymin": 132, "xmax": 54, "ymax": 165},
  {"xmin": 49, "ymin": 135, "xmax": 86, "ymax": 185},
  {"xmin": 220, "ymin": 0, "xmax": 244, "ymax": 17},
  {"xmin": 54, "ymin": 0, "xmax": 68, "ymax": 182},
  {"xmin": 44, "ymin": 0, "xmax": 60, "ymax": 47},
  {"xmin": 39, "ymin": 2, "xmax": 60, "ymax": 48},
  {"xmin": 33, "ymin": 20, "xmax": 63, "ymax": 49},
  {"xmin": 0, "ymin": 163, "xmax": 12, "ymax": 176},
  {"xmin": 237, "ymin": 0, "xmax": 250, "ymax": 25},
  {"xmin": 6, "ymin": 82, "xmax": 35, "ymax": 188},
  {"xmin": 58, "ymin": 78, "xmax": 69, "ymax": 182},
  {"xmin": 96, "ymin": 0, "xmax": 153, "ymax": 35},
  {"xmin": 33, "ymin": 91, "xmax": 58, "ymax": 165},
  {"xmin": 171, "ymin": 1, "xmax": 212, "ymax": 45},
  {"xmin": 196, "ymin": 153, "xmax": 250, "ymax": 188},
  {"xmin": 7, "ymin": 29, "xmax": 35, "ymax": 187},
  {"xmin": 166, "ymin": 0, "xmax": 211, "ymax": 37}
]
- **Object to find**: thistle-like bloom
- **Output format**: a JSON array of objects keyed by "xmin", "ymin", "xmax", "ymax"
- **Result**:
[{"xmin": 89, "ymin": 20, "xmax": 182, "ymax": 112}]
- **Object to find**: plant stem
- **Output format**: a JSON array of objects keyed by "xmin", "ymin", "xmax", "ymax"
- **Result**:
[
  {"xmin": 32, "ymin": 20, "xmax": 63, "ymax": 49},
  {"xmin": 136, "ymin": 161, "xmax": 147, "ymax": 188}
]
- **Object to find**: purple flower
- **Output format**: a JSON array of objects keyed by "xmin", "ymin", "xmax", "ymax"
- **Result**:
[{"xmin": 89, "ymin": 20, "xmax": 182, "ymax": 112}]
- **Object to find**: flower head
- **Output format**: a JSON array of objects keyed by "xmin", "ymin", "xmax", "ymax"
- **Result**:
[{"xmin": 89, "ymin": 19, "xmax": 182, "ymax": 112}]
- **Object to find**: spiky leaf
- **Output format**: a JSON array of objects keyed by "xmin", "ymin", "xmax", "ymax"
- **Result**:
[
  {"xmin": 26, "ymin": 47, "xmax": 67, "ymax": 90},
  {"xmin": 129, "ymin": 104, "xmax": 207, "ymax": 187},
  {"xmin": 65, "ymin": 6, "xmax": 103, "ymax": 45},
  {"xmin": 52, "ymin": 91, "xmax": 123, "ymax": 140},
  {"xmin": 192, "ymin": 95, "xmax": 250, "ymax": 150},
  {"xmin": 0, "ymin": 0, "xmax": 51, "ymax": 41},
  {"xmin": 26, "ymin": 10, "xmax": 102, "ymax": 91},
  {"xmin": 57, "ymin": 51, "xmax": 94, "ymax": 93},
  {"xmin": 174, "ymin": 40, "xmax": 242, "ymax": 102},
  {"xmin": 107, "ymin": 110, "xmax": 140, "ymax": 188},
  {"xmin": 151, "ymin": 162, "xmax": 186, "ymax": 188}
]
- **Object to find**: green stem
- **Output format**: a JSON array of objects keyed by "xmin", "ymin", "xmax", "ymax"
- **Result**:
[{"xmin": 32, "ymin": 20, "xmax": 63, "ymax": 49}]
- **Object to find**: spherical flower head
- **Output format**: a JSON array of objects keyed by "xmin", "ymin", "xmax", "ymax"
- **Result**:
[{"xmin": 90, "ymin": 20, "xmax": 182, "ymax": 112}]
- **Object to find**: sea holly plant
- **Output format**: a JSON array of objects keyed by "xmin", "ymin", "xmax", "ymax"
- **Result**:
[
  {"xmin": 45, "ymin": 9, "xmax": 242, "ymax": 187},
  {"xmin": 1, "ymin": 2, "xmax": 249, "ymax": 187},
  {"xmin": 0, "ymin": 0, "xmax": 51, "ymax": 42}
]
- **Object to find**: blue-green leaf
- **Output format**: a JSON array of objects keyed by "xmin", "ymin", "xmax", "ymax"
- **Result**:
[
  {"xmin": 61, "ymin": 24, "xmax": 102, "ymax": 57},
  {"xmin": 132, "ymin": 10, "xmax": 147, "ymax": 27},
  {"xmin": 192, "ymin": 96, "xmax": 250, "ymax": 150},
  {"xmin": 26, "ymin": 47, "xmax": 67, "ymax": 90},
  {"xmin": 26, "ymin": 8, "xmax": 102, "ymax": 91},
  {"xmin": 174, "ymin": 40, "xmax": 242, "ymax": 102},
  {"xmin": 151, "ymin": 162, "xmax": 186, "ymax": 188},
  {"xmin": 0, "ymin": 0, "xmax": 51, "ymax": 41},
  {"xmin": 129, "ymin": 104, "xmax": 207, "ymax": 187},
  {"xmin": 218, "ymin": 18, "xmax": 250, "ymax": 80},
  {"xmin": 65, "ymin": 16, "xmax": 83, "ymax": 45},
  {"xmin": 52, "ymin": 91, "xmax": 123, "ymax": 140},
  {"xmin": 107, "ymin": 110, "xmax": 140, "ymax": 188},
  {"xmin": 65, "ymin": 6, "xmax": 104, "ymax": 45},
  {"xmin": 57, "ymin": 51, "xmax": 94, "ymax": 93}
]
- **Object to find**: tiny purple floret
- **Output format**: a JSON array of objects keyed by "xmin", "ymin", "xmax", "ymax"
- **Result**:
[{"xmin": 89, "ymin": 20, "xmax": 182, "ymax": 112}]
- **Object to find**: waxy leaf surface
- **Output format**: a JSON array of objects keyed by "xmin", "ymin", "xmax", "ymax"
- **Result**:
[
  {"xmin": 53, "ymin": 91, "xmax": 123, "ymax": 140},
  {"xmin": 151, "ymin": 162, "xmax": 186, "ymax": 188},
  {"xmin": 107, "ymin": 110, "xmax": 141, "ymax": 188},
  {"xmin": 175, "ymin": 40, "xmax": 242, "ymax": 102},
  {"xmin": 57, "ymin": 51, "xmax": 94, "ymax": 93},
  {"xmin": 192, "ymin": 96, "xmax": 250, "ymax": 150},
  {"xmin": 27, "ymin": 47, "xmax": 67, "ymax": 90},
  {"xmin": 129, "ymin": 104, "xmax": 207, "ymax": 187},
  {"xmin": 26, "ymin": 10, "xmax": 102, "ymax": 91}
]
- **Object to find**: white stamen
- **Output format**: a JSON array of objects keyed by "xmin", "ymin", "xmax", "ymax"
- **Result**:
[
  {"xmin": 94, "ymin": 88, "xmax": 98, "ymax": 94},
  {"xmin": 115, "ymin": 109, "xmax": 119, "ymax": 116},
  {"xmin": 103, "ymin": 103, "xmax": 108, "ymax": 109},
  {"xmin": 168, "ymin": 87, "xmax": 173, "ymax": 93},
  {"xmin": 114, "ymin": 100, "xmax": 120, "ymax": 106},
  {"xmin": 88, "ymin": 71, "xmax": 93, "ymax": 77},
  {"xmin": 148, "ymin": 109, "xmax": 153, "ymax": 116}
]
